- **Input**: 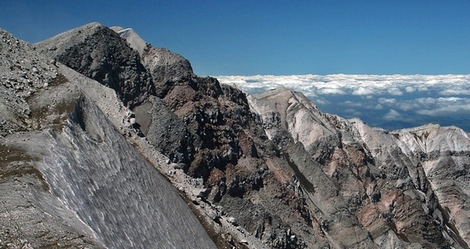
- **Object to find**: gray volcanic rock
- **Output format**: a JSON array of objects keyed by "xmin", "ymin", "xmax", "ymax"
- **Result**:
[
  {"xmin": 137, "ymin": 96, "xmax": 200, "ymax": 165},
  {"xmin": 2, "ymin": 23, "xmax": 470, "ymax": 249},
  {"xmin": 110, "ymin": 26, "xmax": 148, "ymax": 57},
  {"xmin": 111, "ymin": 25, "xmax": 194, "ymax": 97},
  {"xmin": 142, "ymin": 47, "xmax": 194, "ymax": 90},
  {"xmin": 0, "ymin": 94, "xmax": 217, "ymax": 248},
  {"xmin": 44, "ymin": 95, "xmax": 215, "ymax": 248},
  {"xmin": 1, "ymin": 25, "xmax": 216, "ymax": 248},
  {"xmin": 0, "ymin": 28, "xmax": 60, "ymax": 136},
  {"xmin": 0, "ymin": 142, "xmax": 105, "ymax": 248},
  {"xmin": 34, "ymin": 22, "xmax": 154, "ymax": 107}
]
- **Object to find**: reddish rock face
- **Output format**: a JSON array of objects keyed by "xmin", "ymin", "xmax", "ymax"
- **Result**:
[
  {"xmin": 249, "ymin": 89, "xmax": 470, "ymax": 248},
  {"xmin": 2, "ymin": 23, "xmax": 470, "ymax": 249},
  {"xmin": 148, "ymin": 76, "xmax": 317, "ymax": 248}
]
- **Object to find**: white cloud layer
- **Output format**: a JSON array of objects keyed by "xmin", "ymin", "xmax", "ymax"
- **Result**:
[
  {"xmin": 383, "ymin": 109, "xmax": 402, "ymax": 121},
  {"xmin": 217, "ymin": 74, "xmax": 470, "ymax": 98},
  {"xmin": 216, "ymin": 74, "xmax": 470, "ymax": 130}
]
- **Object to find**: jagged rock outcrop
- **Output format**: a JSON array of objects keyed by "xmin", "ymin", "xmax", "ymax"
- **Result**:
[
  {"xmin": 138, "ymin": 74, "xmax": 317, "ymax": 248},
  {"xmin": 111, "ymin": 25, "xmax": 194, "ymax": 97},
  {"xmin": 248, "ymin": 88, "xmax": 470, "ymax": 248},
  {"xmin": 142, "ymin": 47, "xmax": 194, "ymax": 95},
  {"xmin": 139, "ymin": 96, "xmax": 199, "ymax": 165},
  {"xmin": 0, "ymin": 28, "xmax": 60, "ymax": 136},
  {"xmin": 34, "ymin": 22, "xmax": 154, "ymax": 107},
  {"xmin": 2, "ymin": 23, "xmax": 470, "ymax": 249},
  {"xmin": 1, "ymin": 27, "xmax": 216, "ymax": 248}
]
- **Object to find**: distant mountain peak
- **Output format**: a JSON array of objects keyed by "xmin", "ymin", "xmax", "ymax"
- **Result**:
[
  {"xmin": 1, "ymin": 23, "xmax": 469, "ymax": 249},
  {"xmin": 110, "ymin": 26, "xmax": 148, "ymax": 57}
]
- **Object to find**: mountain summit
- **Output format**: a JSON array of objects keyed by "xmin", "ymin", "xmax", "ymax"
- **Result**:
[{"xmin": 1, "ymin": 23, "xmax": 469, "ymax": 248}]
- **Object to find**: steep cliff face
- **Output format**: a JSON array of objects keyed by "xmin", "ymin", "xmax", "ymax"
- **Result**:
[
  {"xmin": 2, "ymin": 23, "xmax": 470, "ymax": 249},
  {"xmin": 249, "ymin": 88, "xmax": 470, "ymax": 248},
  {"xmin": 112, "ymin": 25, "xmax": 195, "ymax": 97},
  {"xmin": 138, "ymin": 74, "xmax": 319, "ymax": 248},
  {"xmin": 1, "ymin": 27, "xmax": 216, "ymax": 248},
  {"xmin": 393, "ymin": 125, "xmax": 470, "ymax": 246}
]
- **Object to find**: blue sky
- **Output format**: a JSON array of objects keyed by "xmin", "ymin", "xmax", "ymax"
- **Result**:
[{"xmin": 1, "ymin": 1, "xmax": 469, "ymax": 76}]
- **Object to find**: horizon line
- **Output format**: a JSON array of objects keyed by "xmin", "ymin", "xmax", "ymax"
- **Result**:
[{"xmin": 209, "ymin": 73, "xmax": 470, "ymax": 77}]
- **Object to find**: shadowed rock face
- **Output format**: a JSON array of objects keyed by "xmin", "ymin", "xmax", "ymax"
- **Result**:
[
  {"xmin": 139, "ymin": 75, "xmax": 319, "ymax": 248},
  {"xmin": 143, "ymin": 47, "xmax": 194, "ymax": 94},
  {"xmin": 34, "ymin": 23, "xmax": 155, "ymax": 108},
  {"xmin": 144, "ymin": 96, "xmax": 199, "ymax": 165},
  {"xmin": 2, "ymin": 23, "xmax": 470, "ymax": 249},
  {"xmin": 1, "ymin": 26, "xmax": 216, "ymax": 248},
  {"xmin": 111, "ymin": 25, "xmax": 195, "ymax": 98}
]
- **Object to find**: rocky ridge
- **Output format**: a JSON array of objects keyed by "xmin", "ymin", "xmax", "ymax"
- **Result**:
[
  {"xmin": 0, "ymin": 27, "xmax": 216, "ymax": 248},
  {"xmin": 0, "ymin": 28, "xmax": 59, "ymax": 136},
  {"xmin": 34, "ymin": 22, "xmax": 154, "ymax": 108},
  {"xmin": 1, "ymin": 23, "xmax": 470, "ymax": 249},
  {"xmin": 249, "ymin": 89, "xmax": 470, "ymax": 248}
]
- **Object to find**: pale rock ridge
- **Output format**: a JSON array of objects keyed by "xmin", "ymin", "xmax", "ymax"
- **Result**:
[
  {"xmin": 2, "ymin": 22, "xmax": 470, "ymax": 249},
  {"xmin": 392, "ymin": 125, "xmax": 470, "ymax": 246},
  {"xmin": 248, "ymin": 87, "xmax": 469, "ymax": 248},
  {"xmin": 250, "ymin": 89, "xmax": 376, "ymax": 248},
  {"xmin": 110, "ymin": 26, "xmax": 148, "ymax": 57}
]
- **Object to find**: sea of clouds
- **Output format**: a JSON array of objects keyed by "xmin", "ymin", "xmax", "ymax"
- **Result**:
[{"xmin": 216, "ymin": 74, "xmax": 470, "ymax": 131}]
